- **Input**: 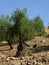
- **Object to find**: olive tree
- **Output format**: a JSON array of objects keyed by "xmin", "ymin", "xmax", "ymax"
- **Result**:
[
  {"xmin": 11, "ymin": 8, "xmax": 34, "ymax": 56},
  {"xmin": 33, "ymin": 16, "xmax": 45, "ymax": 36},
  {"xmin": 0, "ymin": 15, "xmax": 14, "ymax": 49}
]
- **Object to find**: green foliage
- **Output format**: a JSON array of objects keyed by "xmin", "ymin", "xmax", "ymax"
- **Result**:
[
  {"xmin": 0, "ymin": 15, "xmax": 12, "ymax": 41},
  {"xmin": 33, "ymin": 16, "xmax": 45, "ymax": 36},
  {"xmin": 11, "ymin": 8, "xmax": 27, "ymax": 35},
  {"xmin": 11, "ymin": 8, "xmax": 35, "ymax": 41},
  {"xmin": 0, "ymin": 8, "xmax": 46, "ymax": 45}
]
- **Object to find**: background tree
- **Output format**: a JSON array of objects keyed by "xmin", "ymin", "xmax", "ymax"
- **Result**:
[
  {"xmin": 0, "ymin": 15, "xmax": 11, "ymax": 40},
  {"xmin": 33, "ymin": 16, "xmax": 45, "ymax": 36},
  {"xmin": 0, "ymin": 15, "xmax": 14, "ymax": 49}
]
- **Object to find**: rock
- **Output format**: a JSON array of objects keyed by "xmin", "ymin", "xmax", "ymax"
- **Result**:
[
  {"xmin": 6, "ymin": 57, "xmax": 9, "ymax": 62},
  {"xmin": 20, "ymin": 57, "xmax": 23, "ymax": 60},
  {"xmin": 1, "ymin": 54, "xmax": 6, "ymax": 59},
  {"xmin": 6, "ymin": 57, "xmax": 16, "ymax": 62},
  {"xmin": 9, "ymin": 57, "xmax": 16, "ymax": 60},
  {"xmin": 20, "ymin": 62, "xmax": 22, "ymax": 65},
  {"xmin": 26, "ymin": 62, "xmax": 31, "ymax": 65},
  {"xmin": 20, "ymin": 62, "xmax": 25, "ymax": 65},
  {"xmin": 33, "ymin": 60, "xmax": 38, "ymax": 65},
  {"xmin": 33, "ymin": 44, "xmax": 37, "ymax": 48},
  {"xmin": 34, "ymin": 39, "xmax": 46, "ymax": 44},
  {"xmin": 41, "ymin": 57, "xmax": 47, "ymax": 63},
  {"xmin": 39, "ymin": 39, "xmax": 46, "ymax": 43},
  {"xmin": 1, "ymin": 41, "xmax": 8, "ymax": 44},
  {"xmin": 36, "ymin": 62, "xmax": 43, "ymax": 65},
  {"xmin": 25, "ymin": 61, "xmax": 31, "ymax": 65}
]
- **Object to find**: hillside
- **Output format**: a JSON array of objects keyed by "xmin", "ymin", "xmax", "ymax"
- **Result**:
[
  {"xmin": 0, "ymin": 27, "xmax": 49, "ymax": 65},
  {"xmin": 0, "ymin": 36, "xmax": 49, "ymax": 65},
  {"xmin": 45, "ymin": 27, "xmax": 49, "ymax": 34}
]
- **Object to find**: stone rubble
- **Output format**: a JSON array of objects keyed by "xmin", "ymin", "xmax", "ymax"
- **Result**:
[
  {"xmin": 0, "ymin": 38, "xmax": 49, "ymax": 65},
  {"xmin": 0, "ymin": 52, "xmax": 49, "ymax": 65}
]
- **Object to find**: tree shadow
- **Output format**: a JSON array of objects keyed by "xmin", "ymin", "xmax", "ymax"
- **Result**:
[{"xmin": 34, "ymin": 45, "xmax": 49, "ymax": 53}]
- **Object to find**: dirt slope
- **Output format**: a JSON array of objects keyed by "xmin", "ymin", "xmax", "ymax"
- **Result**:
[{"xmin": 0, "ymin": 36, "xmax": 49, "ymax": 65}]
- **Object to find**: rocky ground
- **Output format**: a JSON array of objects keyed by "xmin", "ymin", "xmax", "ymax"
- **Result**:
[
  {"xmin": 0, "ymin": 52, "xmax": 49, "ymax": 65},
  {"xmin": 0, "ymin": 36, "xmax": 49, "ymax": 65}
]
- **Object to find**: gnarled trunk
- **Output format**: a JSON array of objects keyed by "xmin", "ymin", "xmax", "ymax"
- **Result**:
[{"xmin": 15, "ymin": 35, "xmax": 23, "ymax": 57}]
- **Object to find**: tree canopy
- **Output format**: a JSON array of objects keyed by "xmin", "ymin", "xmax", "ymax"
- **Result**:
[
  {"xmin": 0, "ymin": 8, "xmax": 45, "ymax": 50},
  {"xmin": 33, "ymin": 16, "xmax": 45, "ymax": 36}
]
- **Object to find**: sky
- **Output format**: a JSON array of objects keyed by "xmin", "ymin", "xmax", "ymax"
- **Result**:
[{"xmin": 0, "ymin": 0, "xmax": 49, "ymax": 27}]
